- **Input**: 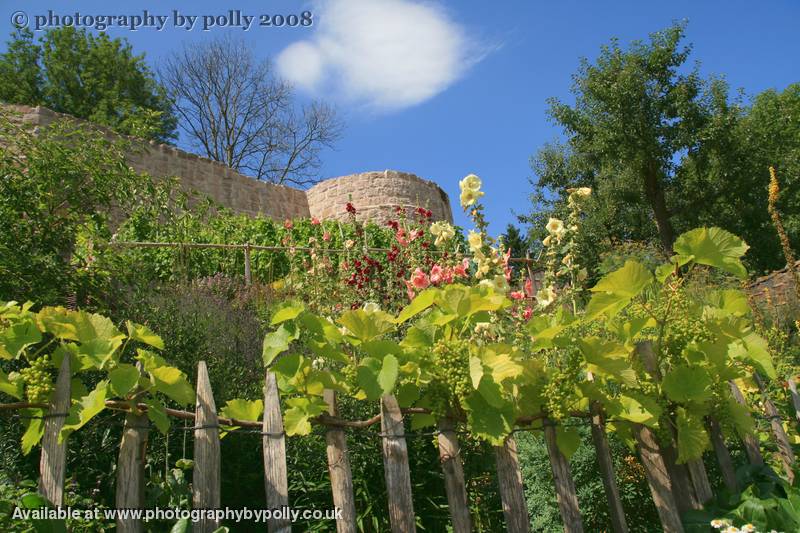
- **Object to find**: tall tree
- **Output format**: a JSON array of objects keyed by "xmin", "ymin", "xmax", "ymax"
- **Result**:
[
  {"xmin": 0, "ymin": 27, "xmax": 175, "ymax": 142},
  {"xmin": 529, "ymin": 22, "xmax": 710, "ymax": 254},
  {"xmin": 160, "ymin": 35, "xmax": 343, "ymax": 187},
  {"xmin": 500, "ymin": 223, "xmax": 529, "ymax": 258}
]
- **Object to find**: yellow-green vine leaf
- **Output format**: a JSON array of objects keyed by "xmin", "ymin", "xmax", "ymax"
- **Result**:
[
  {"xmin": 395, "ymin": 288, "xmax": 438, "ymax": 323},
  {"xmin": 150, "ymin": 366, "xmax": 195, "ymax": 405},
  {"xmin": 464, "ymin": 391, "xmax": 514, "ymax": 446},
  {"xmin": 675, "ymin": 407, "xmax": 710, "ymax": 463},
  {"xmin": 673, "ymin": 227, "xmax": 749, "ymax": 278},
  {"xmin": 0, "ymin": 369, "xmax": 23, "ymax": 399},
  {"xmin": 220, "ymin": 398, "xmax": 264, "ymax": 438},
  {"xmin": 270, "ymin": 302, "xmax": 305, "ymax": 326},
  {"xmin": 21, "ymin": 408, "xmax": 44, "ymax": 455},
  {"xmin": 378, "ymin": 354, "xmax": 399, "ymax": 396},
  {"xmin": 662, "ymin": 366, "xmax": 712, "ymax": 404},
  {"xmin": 578, "ymin": 337, "xmax": 637, "ymax": 386},
  {"xmin": 0, "ymin": 318, "xmax": 42, "ymax": 359},
  {"xmin": 262, "ymin": 325, "xmax": 298, "ymax": 367},
  {"xmin": 126, "ymin": 321, "xmax": 165, "ymax": 350},
  {"xmin": 338, "ymin": 309, "xmax": 393, "ymax": 343},
  {"xmin": 60, "ymin": 380, "xmax": 109, "ymax": 442},
  {"xmin": 144, "ymin": 397, "xmax": 170, "ymax": 434},
  {"xmin": 109, "ymin": 364, "xmax": 140, "ymax": 398},
  {"xmin": 556, "ymin": 426, "xmax": 581, "ymax": 459},
  {"xmin": 585, "ymin": 261, "xmax": 653, "ymax": 320}
]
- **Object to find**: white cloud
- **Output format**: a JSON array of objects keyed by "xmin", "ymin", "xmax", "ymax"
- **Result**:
[{"xmin": 276, "ymin": 0, "xmax": 485, "ymax": 111}]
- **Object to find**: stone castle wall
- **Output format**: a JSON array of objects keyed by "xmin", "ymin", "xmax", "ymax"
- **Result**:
[{"xmin": 4, "ymin": 105, "xmax": 452, "ymax": 224}]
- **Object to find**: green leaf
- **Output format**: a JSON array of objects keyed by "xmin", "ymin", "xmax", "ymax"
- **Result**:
[
  {"xmin": 463, "ymin": 391, "xmax": 514, "ymax": 446},
  {"xmin": 338, "ymin": 310, "xmax": 393, "ymax": 342},
  {"xmin": 662, "ymin": 366, "xmax": 712, "ymax": 404},
  {"xmin": 477, "ymin": 375, "xmax": 505, "ymax": 408},
  {"xmin": 0, "ymin": 369, "xmax": 23, "ymax": 399},
  {"xmin": 469, "ymin": 355, "xmax": 484, "ymax": 389},
  {"xmin": 356, "ymin": 358, "xmax": 383, "ymax": 401},
  {"xmin": 396, "ymin": 383, "xmax": 420, "ymax": 407},
  {"xmin": 556, "ymin": 426, "xmax": 581, "ymax": 459},
  {"xmin": 675, "ymin": 407, "xmax": 710, "ymax": 463},
  {"xmin": 480, "ymin": 345, "xmax": 524, "ymax": 383},
  {"xmin": 586, "ymin": 261, "xmax": 652, "ymax": 320},
  {"xmin": 270, "ymin": 302, "xmax": 305, "ymax": 325},
  {"xmin": 284, "ymin": 407, "xmax": 312, "ymax": 436},
  {"xmin": 38, "ymin": 308, "xmax": 124, "ymax": 343},
  {"xmin": 144, "ymin": 398, "xmax": 170, "ymax": 434},
  {"xmin": 109, "ymin": 364, "xmax": 140, "ymax": 398},
  {"xmin": 395, "ymin": 288, "xmax": 437, "ymax": 323},
  {"xmin": 61, "ymin": 380, "xmax": 109, "ymax": 441},
  {"xmin": 0, "ymin": 318, "xmax": 42, "ymax": 359},
  {"xmin": 150, "ymin": 366, "xmax": 195, "ymax": 405},
  {"xmin": 578, "ymin": 337, "xmax": 637, "ymax": 386},
  {"xmin": 76, "ymin": 338, "xmax": 121, "ymax": 370},
  {"xmin": 725, "ymin": 397, "xmax": 755, "ymax": 437},
  {"xmin": 410, "ymin": 412, "xmax": 436, "ymax": 430},
  {"xmin": 21, "ymin": 408, "xmax": 44, "ymax": 455},
  {"xmin": 170, "ymin": 518, "xmax": 190, "ymax": 533},
  {"xmin": 673, "ymin": 227, "xmax": 749, "ymax": 278},
  {"xmin": 613, "ymin": 394, "xmax": 662, "ymax": 427},
  {"xmin": 378, "ymin": 354, "xmax": 399, "ymax": 395},
  {"xmin": 272, "ymin": 353, "xmax": 303, "ymax": 379},
  {"xmin": 740, "ymin": 332, "xmax": 777, "ymax": 380},
  {"xmin": 126, "ymin": 321, "xmax": 164, "ymax": 349},
  {"xmin": 221, "ymin": 398, "xmax": 263, "ymax": 421},
  {"xmin": 262, "ymin": 325, "xmax": 298, "ymax": 367},
  {"xmin": 704, "ymin": 289, "xmax": 750, "ymax": 318}
]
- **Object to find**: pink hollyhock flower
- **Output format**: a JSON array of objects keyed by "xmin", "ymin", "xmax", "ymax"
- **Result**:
[
  {"xmin": 505, "ymin": 266, "xmax": 512, "ymax": 281},
  {"xmin": 322, "ymin": 231, "xmax": 331, "ymax": 242},
  {"xmin": 284, "ymin": 219, "xmax": 294, "ymax": 230},
  {"xmin": 522, "ymin": 306, "xmax": 533, "ymax": 321},
  {"xmin": 510, "ymin": 291, "xmax": 524, "ymax": 300},
  {"xmin": 396, "ymin": 229, "xmax": 409, "ymax": 247},
  {"xmin": 503, "ymin": 248, "xmax": 511, "ymax": 265},
  {"xmin": 311, "ymin": 217, "xmax": 321, "ymax": 225},
  {"xmin": 404, "ymin": 279, "xmax": 416, "ymax": 301},
  {"xmin": 524, "ymin": 277, "xmax": 534, "ymax": 297},
  {"xmin": 453, "ymin": 258, "xmax": 469, "ymax": 278},
  {"xmin": 442, "ymin": 267, "xmax": 454, "ymax": 284},
  {"xmin": 410, "ymin": 268, "xmax": 430, "ymax": 289},
  {"xmin": 430, "ymin": 264, "xmax": 444, "ymax": 285}
]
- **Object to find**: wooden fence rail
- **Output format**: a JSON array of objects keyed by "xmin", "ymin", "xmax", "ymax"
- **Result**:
[{"xmin": 5, "ymin": 355, "xmax": 793, "ymax": 533}]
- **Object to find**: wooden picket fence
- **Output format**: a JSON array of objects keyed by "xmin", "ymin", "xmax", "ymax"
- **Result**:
[{"xmin": 15, "ymin": 340, "xmax": 800, "ymax": 533}]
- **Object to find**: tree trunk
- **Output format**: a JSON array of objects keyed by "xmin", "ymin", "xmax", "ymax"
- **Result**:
[{"xmin": 643, "ymin": 162, "xmax": 675, "ymax": 253}]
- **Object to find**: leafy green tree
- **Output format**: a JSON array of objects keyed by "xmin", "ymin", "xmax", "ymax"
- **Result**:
[
  {"xmin": 500, "ymin": 223, "xmax": 529, "ymax": 258},
  {"xmin": 0, "ymin": 27, "xmax": 175, "ymax": 142},
  {"xmin": 525, "ymin": 22, "xmax": 715, "ymax": 255}
]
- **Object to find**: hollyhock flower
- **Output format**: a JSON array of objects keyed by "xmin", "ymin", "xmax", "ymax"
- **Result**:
[
  {"xmin": 543, "ymin": 235, "xmax": 552, "ymax": 247},
  {"xmin": 524, "ymin": 277, "xmax": 534, "ymax": 297},
  {"xmin": 404, "ymin": 280, "xmax": 416, "ymax": 300},
  {"xmin": 453, "ymin": 258, "xmax": 469, "ymax": 277},
  {"xmin": 311, "ymin": 217, "xmax": 321, "ymax": 225},
  {"xmin": 284, "ymin": 219, "xmax": 294, "ymax": 230},
  {"xmin": 546, "ymin": 218, "xmax": 564, "ymax": 236},
  {"xmin": 467, "ymin": 231, "xmax": 482, "ymax": 252},
  {"xmin": 430, "ymin": 264, "xmax": 444, "ymax": 284},
  {"xmin": 536, "ymin": 286, "xmax": 556, "ymax": 307},
  {"xmin": 460, "ymin": 188, "xmax": 484, "ymax": 209},
  {"xmin": 430, "ymin": 221, "xmax": 455, "ymax": 246},
  {"xmin": 322, "ymin": 231, "xmax": 331, "ymax": 242},
  {"xmin": 522, "ymin": 306, "xmax": 533, "ymax": 320},
  {"xmin": 510, "ymin": 291, "xmax": 524, "ymax": 300},
  {"xmin": 344, "ymin": 239, "xmax": 354, "ymax": 249},
  {"xmin": 410, "ymin": 268, "xmax": 430, "ymax": 289},
  {"xmin": 362, "ymin": 302, "xmax": 380, "ymax": 313},
  {"xmin": 459, "ymin": 174, "xmax": 482, "ymax": 192},
  {"xmin": 396, "ymin": 229, "xmax": 409, "ymax": 247},
  {"xmin": 345, "ymin": 202, "xmax": 357, "ymax": 214}
]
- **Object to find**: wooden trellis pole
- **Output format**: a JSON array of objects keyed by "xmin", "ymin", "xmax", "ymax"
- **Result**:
[
  {"xmin": 543, "ymin": 421, "xmax": 584, "ymax": 533},
  {"xmin": 263, "ymin": 370, "xmax": 290, "ymax": 533},
  {"xmin": 437, "ymin": 417, "xmax": 472, "ymax": 533},
  {"xmin": 708, "ymin": 417, "xmax": 738, "ymax": 493},
  {"xmin": 494, "ymin": 436, "xmax": 532, "ymax": 533},
  {"xmin": 589, "ymin": 398, "xmax": 628, "ymax": 533},
  {"xmin": 324, "ymin": 390, "xmax": 357, "ymax": 533},
  {"xmin": 193, "ymin": 361, "xmax": 221, "ymax": 533},
  {"xmin": 787, "ymin": 378, "xmax": 800, "ymax": 424},
  {"xmin": 729, "ymin": 381, "xmax": 764, "ymax": 466},
  {"xmin": 633, "ymin": 423, "xmax": 684, "ymax": 533},
  {"xmin": 38, "ymin": 356, "xmax": 71, "ymax": 506},
  {"xmin": 116, "ymin": 363, "xmax": 149, "ymax": 533},
  {"xmin": 380, "ymin": 395, "xmax": 416, "ymax": 533},
  {"xmin": 754, "ymin": 373, "xmax": 796, "ymax": 483}
]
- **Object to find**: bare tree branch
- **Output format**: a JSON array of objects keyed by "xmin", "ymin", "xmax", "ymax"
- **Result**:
[{"xmin": 160, "ymin": 35, "xmax": 342, "ymax": 187}]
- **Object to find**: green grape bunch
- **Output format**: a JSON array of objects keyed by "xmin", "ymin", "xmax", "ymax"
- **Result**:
[{"xmin": 20, "ymin": 354, "xmax": 55, "ymax": 404}]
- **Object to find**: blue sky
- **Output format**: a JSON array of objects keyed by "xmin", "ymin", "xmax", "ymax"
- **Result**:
[{"xmin": 2, "ymin": 0, "xmax": 799, "ymax": 236}]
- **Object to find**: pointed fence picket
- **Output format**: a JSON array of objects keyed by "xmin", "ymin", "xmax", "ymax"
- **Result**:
[
  {"xmin": 263, "ymin": 370, "xmax": 290, "ymax": 533},
  {"xmin": 115, "ymin": 363, "xmax": 149, "ymax": 533},
  {"xmin": 324, "ymin": 390, "xmax": 357, "ymax": 533},
  {"xmin": 38, "ymin": 356, "xmax": 71, "ymax": 506},
  {"xmin": 193, "ymin": 361, "xmax": 222, "ymax": 533},
  {"xmin": 380, "ymin": 394, "xmax": 416, "ymax": 533},
  {"xmin": 494, "ymin": 436, "xmax": 531, "ymax": 533},
  {"xmin": 437, "ymin": 417, "xmax": 472, "ymax": 533}
]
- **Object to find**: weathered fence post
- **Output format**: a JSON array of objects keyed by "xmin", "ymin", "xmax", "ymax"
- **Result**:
[
  {"xmin": 437, "ymin": 417, "xmax": 472, "ymax": 533},
  {"xmin": 193, "ymin": 361, "xmax": 221, "ymax": 533},
  {"xmin": 380, "ymin": 395, "xmax": 416, "ymax": 533},
  {"xmin": 324, "ymin": 390, "xmax": 357, "ymax": 533},
  {"xmin": 39, "ymin": 356, "xmax": 70, "ymax": 506},
  {"xmin": 708, "ymin": 417, "xmax": 738, "ymax": 493},
  {"xmin": 116, "ymin": 363, "xmax": 149, "ymax": 533},
  {"xmin": 633, "ymin": 424, "xmax": 684, "ymax": 533},
  {"xmin": 729, "ymin": 381, "xmax": 764, "ymax": 466},
  {"xmin": 244, "ymin": 244, "xmax": 252, "ymax": 286},
  {"xmin": 754, "ymin": 373, "xmax": 795, "ymax": 483},
  {"xmin": 589, "ymin": 399, "xmax": 628, "ymax": 533},
  {"xmin": 543, "ymin": 420, "xmax": 584, "ymax": 533},
  {"xmin": 263, "ymin": 370, "xmax": 290, "ymax": 533},
  {"xmin": 494, "ymin": 435, "xmax": 531, "ymax": 533},
  {"xmin": 636, "ymin": 342, "xmax": 701, "ymax": 511}
]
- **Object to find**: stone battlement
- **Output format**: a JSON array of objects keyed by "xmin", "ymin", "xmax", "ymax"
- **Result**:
[{"xmin": 3, "ymin": 104, "xmax": 452, "ymax": 224}]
